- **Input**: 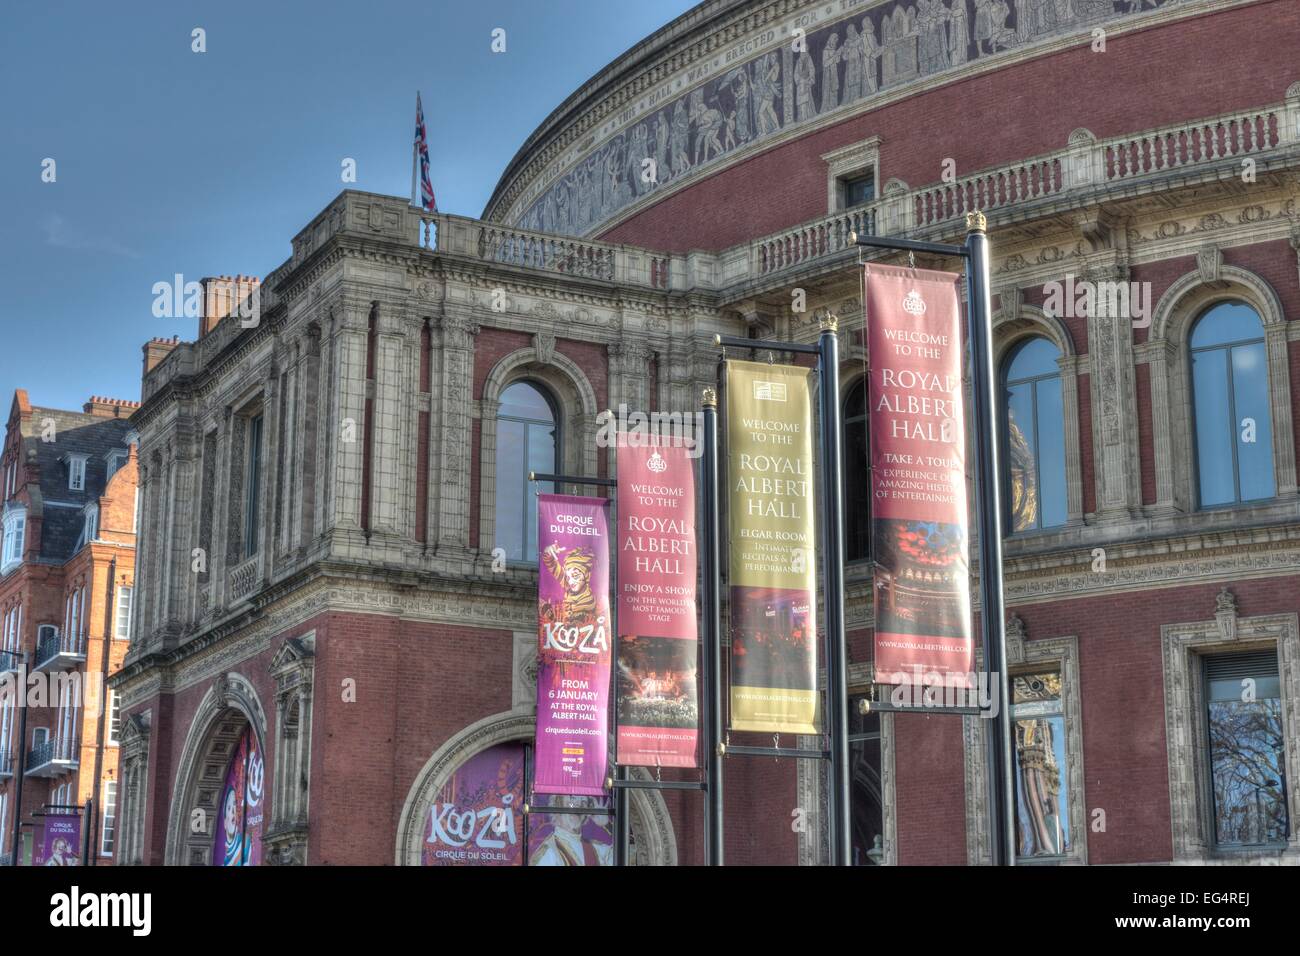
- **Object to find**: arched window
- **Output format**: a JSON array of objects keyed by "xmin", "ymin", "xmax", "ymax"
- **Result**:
[
  {"xmin": 842, "ymin": 379, "xmax": 870, "ymax": 563},
  {"xmin": 1001, "ymin": 338, "xmax": 1067, "ymax": 533},
  {"xmin": 495, "ymin": 381, "xmax": 558, "ymax": 562},
  {"xmin": 1190, "ymin": 302, "xmax": 1274, "ymax": 508}
]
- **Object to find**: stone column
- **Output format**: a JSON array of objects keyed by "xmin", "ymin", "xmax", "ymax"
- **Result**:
[
  {"xmin": 435, "ymin": 313, "xmax": 478, "ymax": 554},
  {"xmin": 1085, "ymin": 260, "xmax": 1142, "ymax": 521}
]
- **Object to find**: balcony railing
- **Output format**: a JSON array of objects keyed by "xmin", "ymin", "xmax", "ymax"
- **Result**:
[
  {"xmin": 0, "ymin": 649, "xmax": 19, "ymax": 674},
  {"xmin": 227, "ymin": 554, "xmax": 261, "ymax": 604},
  {"xmin": 26, "ymin": 735, "xmax": 78, "ymax": 778},
  {"xmin": 411, "ymin": 95, "xmax": 1298, "ymax": 299},
  {"xmin": 33, "ymin": 631, "xmax": 84, "ymax": 673}
]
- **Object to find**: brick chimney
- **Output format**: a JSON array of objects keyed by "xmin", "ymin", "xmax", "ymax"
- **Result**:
[
  {"xmin": 83, "ymin": 396, "xmax": 142, "ymax": 419},
  {"xmin": 200, "ymin": 275, "xmax": 261, "ymax": 338},
  {"xmin": 143, "ymin": 335, "xmax": 181, "ymax": 375}
]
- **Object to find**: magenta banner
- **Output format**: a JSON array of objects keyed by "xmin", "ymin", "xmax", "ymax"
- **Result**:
[
  {"xmin": 35, "ymin": 813, "xmax": 81, "ymax": 866},
  {"xmin": 864, "ymin": 263, "xmax": 974, "ymax": 687},
  {"xmin": 535, "ymin": 494, "xmax": 612, "ymax": 796},
  {"xmin": 616, "ymin": 438, "xmax": 699, "ymax": 768},
  {"xmin": 423, "ymin": 743, "xmax": 524, "ymax": 866}
]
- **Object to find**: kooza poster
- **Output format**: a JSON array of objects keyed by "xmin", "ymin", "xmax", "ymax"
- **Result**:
[
  {"xmin": 863, "ymin": 264, "xmax": 974, "ymax": 687},
  {"xmin": 535, "ymin": 494, "xmax": 612, "ymax": 796},
  {"xmin": 423, "ymin": 743, "xmax": 524, "ymax": 866},
  {"xmin": 615, "ymin": 438, "xmax": 699, "ymax": 768},
  {"xmin": 726, "ymin": 361, "xmax": 818, "ymax": 735}
]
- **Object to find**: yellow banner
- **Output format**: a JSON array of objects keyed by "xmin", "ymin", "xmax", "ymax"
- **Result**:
[{"xmin": 725, "ymin": 360, "xmax": 818, "ymax": 734}]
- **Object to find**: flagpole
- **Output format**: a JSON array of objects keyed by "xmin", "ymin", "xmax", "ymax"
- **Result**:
[{"xmin": 411, "ymin": 93, "xmax": 420, "ymax": 208}]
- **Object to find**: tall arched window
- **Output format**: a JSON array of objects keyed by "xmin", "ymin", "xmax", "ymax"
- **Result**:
[
  {"xmin": 1001, "ymin": 338, "xmax": 1067, "ymax": 533},
  {"xmin": 495, "ymin": 381, "xmax": 558, "ymax": 562},
  {"xmin": 1190, "ymin": 302, "xmax": 1274, "ymax": 508},
  {"xmin": 843, "ymin": 379, "xmax": 870, "ymax": 563}
]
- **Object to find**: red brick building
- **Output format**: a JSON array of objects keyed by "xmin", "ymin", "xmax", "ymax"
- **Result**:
[
  {"xmin": 114, "ymin": 0, "xmax": 1300, "ymax": 865},
  {"xmin": 0, "ymin": 390, "xmax": 138, "ymax": 865}
]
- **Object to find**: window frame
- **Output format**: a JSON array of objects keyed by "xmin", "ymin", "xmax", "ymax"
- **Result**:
[
  {"xmin": 494, "ymin": 379, "xmax": 560, "ymax": 566},
  {"xmin": 0, "ymin": 507, "xmax": 25, "ymax": 574},
  {"xmin": 67, "ymin": 454, "xmax": 88, "ymax": 492},
  {"xmin": 115, "ymin": 585, "xmax": 133, "ymax": 640},
  {"xmin": 1000, "ymin": 337, "xmax": 1068, "ymax": 535},
  {"xmin": 243, "ymin": 413, "xmax": 264, "ymax": 559},
  {"xmin": 1200, "ymin": 650, "xmax": 1289, "ymax": 851},
  {"xmin": 1187, "ymin": 303, "xmax": 1274, "ymax": 510},
  {"xmin": 101, "ymin": 780, "xmax": 117, "ymax": 857}
]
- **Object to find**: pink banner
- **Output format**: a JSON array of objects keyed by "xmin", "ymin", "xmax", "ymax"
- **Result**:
[
  {"xmin": 535, "ymin": 494, "xmax": 612, "ymax": 796},
  {"xmin": 864, "ymin": 264, "xmax": 974, "ymax": 687},
  {"xmin": 616, "ymin": 438, "xmax": 699, "ymax": 768}
]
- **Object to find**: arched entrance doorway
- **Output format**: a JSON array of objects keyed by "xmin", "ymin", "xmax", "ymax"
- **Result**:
[
  {"xmin": 165, "ymin": 673, "xmax": 269, "ymax": 866},
  {"xmin": 397, "ymin": 711, "xmax": 677, "ymax": 866}
]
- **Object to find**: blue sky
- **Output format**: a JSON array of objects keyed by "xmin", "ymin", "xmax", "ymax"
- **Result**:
[{"xmin": 0, "ymin": 0, "xmax": 696, "ymax": 412}]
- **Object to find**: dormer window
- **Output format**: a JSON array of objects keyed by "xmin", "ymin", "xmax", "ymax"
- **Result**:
[
  {"xmin": 106, "ymin": 450, "xmax": 128, "ymax": 481},
  {"xmin": 77, "ymin": 504, "xmax": 99, "ymax": 550},
  {"xmin": 67, "ymin": 454, "xmax": 88, "ymax": 491}
]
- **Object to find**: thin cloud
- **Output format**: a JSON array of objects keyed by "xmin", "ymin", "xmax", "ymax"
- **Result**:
[{"xmin": 42, "ymin": 213, "xmax": 140, "ymax": 259}]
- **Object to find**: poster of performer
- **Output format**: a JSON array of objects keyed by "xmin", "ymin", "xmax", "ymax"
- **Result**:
[
  {"xmin": 34, "ymin": 813, "xmax": 81, "ymax": 866},
  {"xmin": 527, "ymin": 795, "xmax": 616, "ymax": 866},
  {"xmin": 616, "ymin": 438, "xmax": 699, "ymax": 767},
  {"xmin": 725, "ymin": 360, "xmax": 819, "ymax": 734},
  {"xmin": 534, "ymin": 494, "xmax": 612, "ymax": 796},
  {"xmin": 863, "ymin": 263, "xmax": 974, "ymax": 686}
]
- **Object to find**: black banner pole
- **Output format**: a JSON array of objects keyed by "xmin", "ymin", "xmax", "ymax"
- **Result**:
[
  {"xmin": 818, "ymin": 315, "xmax": 852, "ymax": 867},
  {"xmin": 964, "ymin": 212, "xmax": 1016, "ymax": 866},
  {"xmin": 701, "ymin": 387, "xmax": 724, "ymax": 866}
]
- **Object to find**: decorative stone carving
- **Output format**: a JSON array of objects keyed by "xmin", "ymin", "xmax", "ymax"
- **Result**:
[
  {"xmin": 1215, "ymin": 586, "xmax": 1238, "ymax": 642},
  {"xmin": 1196, "ymin": 245, "xmax": 1222, "ymax": 284},
  {"xmin": 533, "ymin": 332, "xmax": 557, "ymax": 366}
]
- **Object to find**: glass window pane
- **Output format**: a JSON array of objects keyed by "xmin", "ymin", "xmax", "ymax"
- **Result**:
[
  {"xmin": 1191, "ymin": 348, "xmax": 1235, "ymax": 507},
  {"xmin": 1011, "ymin": 673, "xmax": 1070, "ymax": 858},
  {"xmin": 1034, "ymin": 377, "xmax": 1067, "ymax": 528},
  {"xmin": 1006, "ymin": 338, "xmax": 1061, "ymax": 382},
  {"xmin": 1013, "ymin": 711, "xmax": 1070, "ymax": 857},
  {"xmin": 1231, "ymin": 342, "xmax": 1275, "ymax": 502},
  {"xmin": 501, "ymin": 382, "xmax": 554, "ymax": 421},
  {"xmin": 494, "ymin": 419, "xmax": 528, "ymax": 561},
  {"xmin": 1208, "ymin": 679, "xmax": 1288, "ymax": 847},
  {"xmin": 1005, "ymin": 381, "xmax": 1038, "ymax": 531},
  {"xmin": 1189, "ymin": 302, "xmax": 1264, "ymax": 349}
]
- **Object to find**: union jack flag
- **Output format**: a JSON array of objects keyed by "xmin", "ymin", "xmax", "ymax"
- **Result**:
[{"xmin": 416, "ymin": 92, "xmax": 436, "ymax": 211}]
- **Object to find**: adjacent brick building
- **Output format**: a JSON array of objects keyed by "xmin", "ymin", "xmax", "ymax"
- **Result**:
[
  {"xmin": 0, "ymin": 389, "xmax": 138, "ymax": 865},
  {"xmin": 114, "ymin": 0, "xmax": 1300, "ymax": 865}
]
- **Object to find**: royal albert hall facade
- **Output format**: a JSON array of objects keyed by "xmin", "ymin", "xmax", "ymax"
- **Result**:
[{"xmin": 112, "ymin": 0, "xmax": 1300, "ymax": 865}]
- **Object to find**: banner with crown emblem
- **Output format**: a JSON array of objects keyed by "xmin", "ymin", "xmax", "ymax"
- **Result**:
[
  {"xmin": 725, "ymin": 361, "xmax": 819, "ymax": 735},
  {"xmin": 615, "ymin": 436, "xmax": 699, "ymax": 768},
  {"xmin": 535, "ymin": 494, "xmax": 612, "ymax": 795},
  {"xmin": 863, "ymin": 264, "xmax": 973, "ymax": 687}
]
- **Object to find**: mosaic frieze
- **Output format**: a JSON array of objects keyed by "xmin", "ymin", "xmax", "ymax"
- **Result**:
[{"xmin": 510, "ymin": 0, "xmax": 1195, "ymax": 236}]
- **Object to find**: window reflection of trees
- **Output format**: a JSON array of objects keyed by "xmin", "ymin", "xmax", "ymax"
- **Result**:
[{"xmin": 1208, "ymin": 687, "xmax": 1288, "ymax": 847}]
